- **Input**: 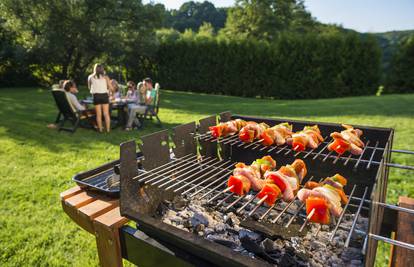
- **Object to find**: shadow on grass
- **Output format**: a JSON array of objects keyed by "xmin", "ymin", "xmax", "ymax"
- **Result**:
[{"xmin": 0, "ymin": 88, "xmax": 179, "ymax": 152}]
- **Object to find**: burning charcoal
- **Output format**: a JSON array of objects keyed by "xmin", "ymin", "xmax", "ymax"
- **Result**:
[
  {"xmin": 225, "ymin": 212, "xmax": 240, "ymax": 227},
  {"xmin": 240, "ymin": 235, "xmax": 278, "ymax": 264},
  {"xmin": 172, "ymin": 196, "xmax": 188, "ymax": 211},
  {"xmin": 310, "ymin": 241, "xmax": 326, "ymax": 251},
  {"xmin": 260, "ymin": 238, "xmax": 277, "ymax": 252},
  {"xmin": 206, "ymin": 234, "xmax": 240, "ymax": 249},
  {"xmin": 214, "ymin": 223, "xmax": 227, "ymax": 232},
  {"xmin": 340, "ymin": 247, "xmax": 363, "ymax": 262},
  {"xmin": 239, "ymin": 229, "xmax": 262, "ymax": 242},
  {"xmin": 350, "ymin": 259, "xmax": 363, "ymax": 266},
  {"xmin": 190, "ymin": 212, "xmax": 210, "ymax": 227},
  {"xmin": 204, "ymin": 227, "xmax": 214, "ymax": 235},
  {"xmin": 194, "ymin": 223, "xmax": 205, "ymax": 232},
  {"xmin": 279, "ymin": 252, "xmax": 298, "ymax": 267},
  {"xmin": 183, "ymin": 220, "xmax": 192, "ymax": 228}
]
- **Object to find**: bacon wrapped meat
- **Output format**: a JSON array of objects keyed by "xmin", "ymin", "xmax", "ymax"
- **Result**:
[
  {"xmin": 209, "ymin": 119, "xmax": 247, "ymax": 138},
  {"xmin": 287, "ymin": 125, "xmax": 324, "ymax": 152},
  {"xmin": 228, "ymin": 156, "xmax": 276, "ymax": 195},
  {"xmin": 297, "ymin": 174, "xmax": 348, "ymax": 224},
  {"xmin": 260, "ymin": 122, "xmax": 293, "ymax": 146},
  {"xmin": 328, "ymin": 124, "xmax": 364, "ymax": 155},
  {"xmin": 239, "ymin": 122, "xmax": 269, "ymax": 143}
]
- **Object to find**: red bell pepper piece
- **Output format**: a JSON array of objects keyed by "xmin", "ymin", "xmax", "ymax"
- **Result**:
[
  {"xmin": 330, "ymin": 139, "xmax": 351, "ymax": 155},
  {"xmin": 239, "ymin": 129, "xmax": 255, "ymax": 143},
  {"xmin": 306, "ymin": 197, "xmax": 330, "ymax": 224},
  {"xmin": 292, "ymin": 141, "xmax": 305, "ymax": 151},
  {"xmin": 228, "ymin": 175, "xmax": 251, "ymax": 196},
  {"xmin": 261, "ymin": 131, "xmax": 274, "ymax": 146},
  {"xmin": 266, "ymin": 173, "xmax": 287, "ymax": 193},
  {"xmin": 257, "ymin": 183, "xmax": 281, "ymax": 206},
  {"xmin": 209, "ymin": 126, "xmax": 221, "ymax": 138}
]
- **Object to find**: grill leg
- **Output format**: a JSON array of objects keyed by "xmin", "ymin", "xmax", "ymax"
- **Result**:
[{"xmin": 93, "ymin": 212, "xmax": 128, "ymax": 267}]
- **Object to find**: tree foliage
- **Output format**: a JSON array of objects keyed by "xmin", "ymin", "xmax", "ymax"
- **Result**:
[
  {"xmin": 164, "ymin": 1, "xmax": 227, "ymax": 32},
  {"xmin": 221, "ymin": 0, "xmax": 316, "ymax": 41},
  {"xmin": 385, "ymin": 36, "xmax": 414, "ymax": 93},
  {"xmin": 0, "ymin": 0, "xmax": 163, "ymax": 84}
]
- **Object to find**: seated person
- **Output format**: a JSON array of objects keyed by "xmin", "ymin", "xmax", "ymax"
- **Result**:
[
  {"xmin": 109, "ymin": 79, "xmax": 121, "ymax": 101},
  {"xmin": 63, "ymin": 80, "xmax": 96, "ymax": 127},
  {"xmin": 124, "ymin": 81, "xmax": 137, "ymax": 102},
  {"xmin": 137, "ymin": 82, "xmax": 146, "ymax": 105},
  {"xmin": 125, "ymin": 81, "xmax": 149, "ymax": 131},
  {"xmin": 52, "ymin": 80, "xmax": 66, "ymax": 90},
  {"xmin": 144, "ymin": 78, "xmax": 159, "ymax": 106}
]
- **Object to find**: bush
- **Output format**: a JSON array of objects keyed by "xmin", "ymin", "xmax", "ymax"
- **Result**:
[{"xmin": 153, "ymin": 32, "xmax": 381, "ymax": 99}]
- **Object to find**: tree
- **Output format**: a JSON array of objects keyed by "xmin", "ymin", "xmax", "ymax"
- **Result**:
[
  {"xmin": 220, "ymin": 0, "xmax": 316, "ymax": 41},
  {"xmin": 0, "ymin": 0, "xmax": 163, "ymax": 84},
  {"xmin": 386, "ymin": 36, "xmax": 414, "ymax": 93},
  {"xmin": 164, "ymin": 1, "xmax": 227, "ymax": 32}
]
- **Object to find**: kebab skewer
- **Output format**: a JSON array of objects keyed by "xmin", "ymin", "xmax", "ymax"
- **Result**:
[
  {"xmin": 287, "ymin": 125, "xmax": 324, "ymax": 152},
  {"xmin": 239, "ymin": 121, "xmax": 270, "ymax": 143},
  {"xmin": 328, "ymin": 124, "xmax": 364, "ymax": 155},
  {"xmin": 256, "ymin": 159, "xmax": 307, "ymax": 205},
  {"xmin": 209, "ymin": 119, "xmax": 247, "ymax": 138},
  {"xmin": 227, "ymin": 156, "xmax": 277, "ymax": 195},
  {"xmin": 260, "ymin": 122, "xmax": 293, "ymax": 146},
  {"xmin": 297, "ymin": 174, "xmax": 348, "ymax": 224}
]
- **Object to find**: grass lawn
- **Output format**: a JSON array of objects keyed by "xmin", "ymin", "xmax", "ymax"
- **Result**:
[{"xmin": 0, "ymin": 87, "xmax": 413, "ymax": 267}]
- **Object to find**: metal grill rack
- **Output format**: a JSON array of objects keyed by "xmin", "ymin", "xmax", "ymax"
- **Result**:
[
  {"xmin": 196, "ymin": 130, "xmax": 414, "ymax": 171},
  {"xmin": 127, "ymin": 152, "xmax": 414, "ymax": 252},
  {"xmin": 119, "ymin": 113, "xmax": 414, "ymax": 267}
]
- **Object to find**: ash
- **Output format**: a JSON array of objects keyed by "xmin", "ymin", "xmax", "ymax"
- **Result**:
[{"xmin": 160, "ymin": 196, "xmax": 367, "ymax": 267}]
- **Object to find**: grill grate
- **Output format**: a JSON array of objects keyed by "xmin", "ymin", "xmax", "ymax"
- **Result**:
[
  {"xmin": 130, "ymin": 154, "xmax": 370, "ymax": 247},
  {"xmin": 196, "ymin": 131, "xmax": 414, "ymax": 170}
]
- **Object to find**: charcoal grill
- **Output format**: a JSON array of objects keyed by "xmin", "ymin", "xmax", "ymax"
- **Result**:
[{"xmin": 119, "ymin": 112, "xmax": 414, "ymax": 266}]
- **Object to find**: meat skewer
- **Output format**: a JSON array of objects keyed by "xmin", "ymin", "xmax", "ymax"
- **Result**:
[
  {"xmin": 287, "ymin": 125, "xmax": 324, "ymax": 152},
  {"xmin": 256, "ymin": 159, "xmax": 307, "ymax": 205},
  {"xmin": 328, "ymin": 124, "xmax": 364, "ymax": 155},
  {"xmin": 227, "ymin": 156, "xmax": 277, "ymax": 195},
  {"xmin": 260, "ymin": 122, "xmax": 293, "ymax": 146},
  {"xmin": 297, "ymin": 174, "xmax": 348, "ymax": 224},
  {"xmin": 209, "ymin": 119, "xmax": 247, "ymax": 138},
  {"xmin": 239, "ymin": 121, "xmax": 270, "ymax": 143}
]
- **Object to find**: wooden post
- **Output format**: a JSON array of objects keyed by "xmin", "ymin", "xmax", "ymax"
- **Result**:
[
  {"xmin": 94, "ymin": 207, "xmax": 128, "ymax": 267},
  {"xmin": 389, "ymin": 196, "xmax": 414, "ymax": 267}
]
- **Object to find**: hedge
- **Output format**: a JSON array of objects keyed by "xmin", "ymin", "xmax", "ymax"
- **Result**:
[{"xmin": 153, "ymin": 33, "xmax": 381, "ymax": 99}]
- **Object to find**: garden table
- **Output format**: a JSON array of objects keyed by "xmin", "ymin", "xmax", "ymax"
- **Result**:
[
  {"xmin": 81, "ymin": 98, "xmax": 130, "ymax": 128},
  {"xmin": 61, "ymin": 185, "xmax": 413, "ymax": 267}
]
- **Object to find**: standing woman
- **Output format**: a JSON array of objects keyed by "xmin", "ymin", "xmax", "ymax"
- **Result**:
[{"xmin": 88, "ymin": 64, "xmax": 113, "ymax": 132}]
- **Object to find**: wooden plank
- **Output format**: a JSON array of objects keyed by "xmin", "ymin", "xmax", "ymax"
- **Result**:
[
  {"xmin": 390, "ymin": 196, "xmax": 414, "ymax": 267},
  {"xmin": 79, "ymin": 199, "xmax": 119, "ymax": 219},
  {"xmin": 64, "ymin": 191, "xmax": 95, "ymax": 208},
  {"xmin": 61, "ymin": 199, "xmax": 95, "ymax": 234},
  {"xmin": 94, "ymin": 207, "xmax": 128, "ymax": 267},
  {"xmin": 94, "ymin": 207, "xmax": 128, "ymax": 228},
  {"xmin": 60, "ymin": 186, "xmax": 83, "ymax": 200}
]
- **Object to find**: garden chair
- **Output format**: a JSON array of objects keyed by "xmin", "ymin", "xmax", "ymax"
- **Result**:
[
  {"xmin": 138, "ymin": 87, "xmax": 162, "ymax": 127},
  {"xmin": 51, "ymin": 89, "xmax": 94, "ymax": 133}
]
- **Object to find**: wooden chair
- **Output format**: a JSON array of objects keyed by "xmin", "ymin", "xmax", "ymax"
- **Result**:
[{"xmin": 51, "ymin": 89, "xmax": 94, "ymax": 133}]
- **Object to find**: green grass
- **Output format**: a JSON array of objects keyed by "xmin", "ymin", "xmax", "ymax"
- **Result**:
[{"xmin": 0, "ymin": 87, "xmax": 413, "ymax": 267}]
